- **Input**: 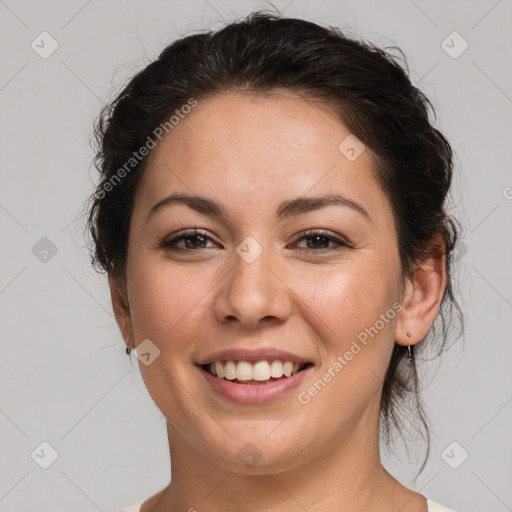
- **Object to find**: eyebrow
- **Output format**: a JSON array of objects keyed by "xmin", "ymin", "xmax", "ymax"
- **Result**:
[{"xmin": 147, "ymin": 192, "xmax": 371, "ymax": 223}]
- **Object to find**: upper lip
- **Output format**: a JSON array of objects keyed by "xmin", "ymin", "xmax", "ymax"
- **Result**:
[{"xmin": 196, "ymin": 348, "xmax": 313, "ymax": 365}]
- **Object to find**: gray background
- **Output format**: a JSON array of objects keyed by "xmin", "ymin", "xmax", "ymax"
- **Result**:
[{"xmin": 0, "ymin": 0, "xmax": 511, "ymax": 511}]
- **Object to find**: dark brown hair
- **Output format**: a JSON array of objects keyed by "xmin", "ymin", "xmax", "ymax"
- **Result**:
[{"xmin": 86, "ymin": 10, "xmax": 463, "ymax": 473}]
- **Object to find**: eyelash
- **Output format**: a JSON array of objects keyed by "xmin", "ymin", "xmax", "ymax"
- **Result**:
[{"xmin": 159, "ymin": 228, "xmax": 353, "ymax": 253}]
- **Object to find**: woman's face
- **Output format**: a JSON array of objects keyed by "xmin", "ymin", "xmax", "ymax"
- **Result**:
[{"xmin": 116, "ymin": 91, "xmax": 407, "ymax": 472}]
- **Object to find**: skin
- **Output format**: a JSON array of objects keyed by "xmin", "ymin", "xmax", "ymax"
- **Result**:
[{"xmin": 110, "ymin": 91, "xmax": 446, "ymax": 512}]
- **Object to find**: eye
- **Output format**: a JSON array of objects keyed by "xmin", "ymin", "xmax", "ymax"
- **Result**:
[
  {"xmin": 290, "ymin": 229, "xmax": 352, "ymax": 252},
  {"xmin": 159, "ymin": 228, "xmax": 352, "ymax": 253},
  {"xmin": 159, "ymin": 228, "xmax": 220, "ymax": 251}
]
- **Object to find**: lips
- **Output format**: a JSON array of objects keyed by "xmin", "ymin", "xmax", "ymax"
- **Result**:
[
  {"xmin": 198, "ymin": 362, "xmax": 313, "ymax": 403},
  {"xmin": 195, "ymin": 347, "xmax": 315, "ymax": 403}
]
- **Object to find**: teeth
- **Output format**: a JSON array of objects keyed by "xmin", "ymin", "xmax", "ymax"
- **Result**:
[
  {"xmin": 224, "ymin": 360, "xmax": 237, "ymax": 380},
  {"xmin": 214, "ymin": 361, "xmax": 224, "ymax": 378},
  {"xmin": 236, "ymin": 361, "xmax": 253, "ymax": 381},
  {"xmin": 270, "ymin": 360, "xmax": 283, "ymax": 378},
  {"xmin": 252, "ymin": 361, "xmax": 270, "ymax": 381},
  {"xmin": 206, "ymin": 360, "xmax": 307, "ymax": 381}
]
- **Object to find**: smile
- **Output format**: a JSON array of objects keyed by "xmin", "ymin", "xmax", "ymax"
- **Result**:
[
  {"xmin": 203, "ymin": 359, "xmax": 310, "ymax": 383},
  {"xmin": 198, "ymin": 360, "xmax": 314, "ymax": 403}
]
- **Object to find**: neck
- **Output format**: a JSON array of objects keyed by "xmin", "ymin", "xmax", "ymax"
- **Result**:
[{"xmin": 146, "ymin": 418, "xmax": 421, "ymax": 512}]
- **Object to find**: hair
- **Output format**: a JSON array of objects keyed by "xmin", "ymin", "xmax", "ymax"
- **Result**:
[{"xmin": 86, "ymin": 9, "xmax": 463, "ymax": 474}]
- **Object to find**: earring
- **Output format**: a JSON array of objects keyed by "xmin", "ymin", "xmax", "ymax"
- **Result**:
[
  {"xmin": 125, "ymin": 331, "xmax": 133, "ymax": 356},
  {"xmin": 406, "ymin": 332, "xmax": 413, "ymax": 360},
  {"xmin": 120, "ymin": 308, "xmax": 133, "ymax": 356}
]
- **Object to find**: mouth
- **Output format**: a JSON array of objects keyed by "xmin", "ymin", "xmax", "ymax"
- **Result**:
[{"xmin": 200, "ymin": 359, "xmax": 314, "ymax": 385}]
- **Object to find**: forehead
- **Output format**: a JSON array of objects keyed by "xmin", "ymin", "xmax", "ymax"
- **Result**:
[
  {"xmin": 149, "ymin": 90, "xmax": 354, "ymax": 173},
  {"xmin": 133, "ymin": 91, "xmax": 392, "ymax": 226}
]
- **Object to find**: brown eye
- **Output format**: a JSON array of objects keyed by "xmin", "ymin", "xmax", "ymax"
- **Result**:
[
  {"xmin": 160, "ymin": 229, "xmax": 219, "ymax": 251},
  {"xmin": 291, "ymin": 230, "xmax": 352, "ymax": 252}
]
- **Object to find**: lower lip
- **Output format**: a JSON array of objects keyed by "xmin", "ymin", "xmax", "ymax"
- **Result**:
[{"xmin": 198, "ymin": 365, "xmax": 313, "ymax": 404}]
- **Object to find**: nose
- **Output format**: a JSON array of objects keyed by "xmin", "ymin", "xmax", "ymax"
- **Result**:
[{"xmin": 212, "ymin": 242, "xmax": 292, "ymax": 330}]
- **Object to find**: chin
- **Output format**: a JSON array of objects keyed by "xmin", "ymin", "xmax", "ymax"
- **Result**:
[{"xmin": 196, "ymin": 421, "xmax": 313, "ymax": 474}]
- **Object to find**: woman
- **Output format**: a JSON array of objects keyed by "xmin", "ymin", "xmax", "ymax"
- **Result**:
[{"xmin": 87, "ymin": 10, "xmax": 462, "ymax": 512}]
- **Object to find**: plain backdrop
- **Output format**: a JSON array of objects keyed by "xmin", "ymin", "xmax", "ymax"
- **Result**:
[{"xmin": 0, "ymin": 1, "xmax": 511, "ymax": 511}]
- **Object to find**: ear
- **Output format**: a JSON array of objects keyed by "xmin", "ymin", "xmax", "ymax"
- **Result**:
[
  {"xmin": 395, "ymin": 233, "xmax": 447, "ymax": 347},
  {"xmin": 108, "ymin": 273, "xmax": 133, "ymax": 347}
]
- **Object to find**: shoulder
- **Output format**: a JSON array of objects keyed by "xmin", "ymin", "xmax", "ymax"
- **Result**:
[
  {"xmin": 427, "ymin": 498, "xmax": 459, "ymax": 512},
  {"xmin": 117, "ymin": 501, "xmax": 144, "ymax": 512},
  {"xmin": 118, "ymin": 498, "xmax": 457, "ymax": 512}
]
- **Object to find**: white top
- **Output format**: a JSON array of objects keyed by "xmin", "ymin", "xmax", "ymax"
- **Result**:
[{"xmin": 118, "ymin": 498, "xmax": 457, "ymax": 511}]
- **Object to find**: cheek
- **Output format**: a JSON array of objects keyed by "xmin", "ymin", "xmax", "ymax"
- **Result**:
[
  {"xmin": 296, "ymin": 266, "xmax": 400, "ymax": 410},
  {"xmin": 126, "ymin": 245, "xmax": 401, "ymax": 363},
  {"xmin": 297, "ymin": 258, "xmax": 400, "ymax": 346},
  {"xmin": 126, "ymin": 258, "xmax": 211, "ymax": 352}
]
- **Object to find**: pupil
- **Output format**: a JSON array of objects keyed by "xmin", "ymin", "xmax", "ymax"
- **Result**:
[
  {"xmin": 308, "ymin": 235, "xmax": 327, "ymax": 249},
  {"xmin": 185, "ymin": 235, "xmax": 206, "ymax": 249}
]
